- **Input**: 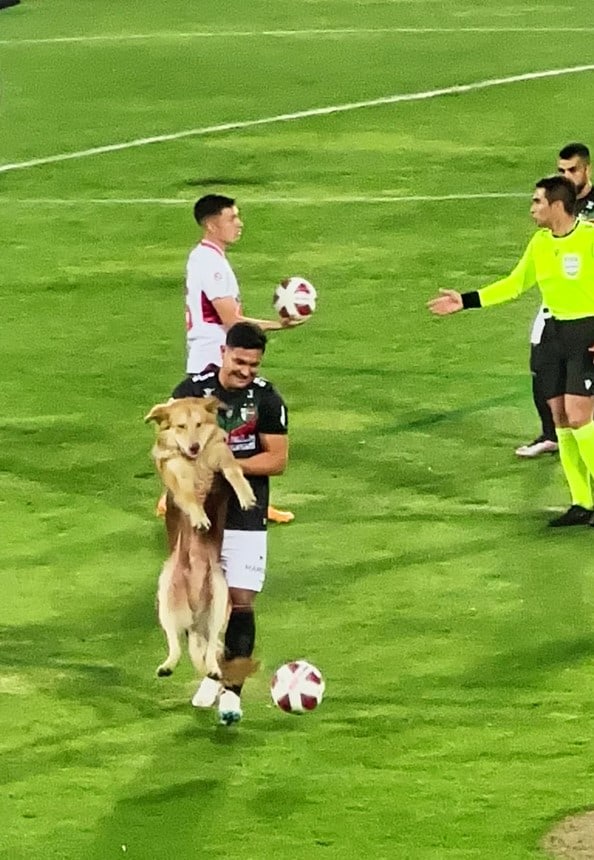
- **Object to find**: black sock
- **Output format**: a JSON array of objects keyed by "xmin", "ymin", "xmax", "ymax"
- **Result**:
[
  {"xmin": 224, "ymin": 608, "xmax": 255, "ymax": 695},
  {"xmin": 532, "ymin": 373, "xmax": 557, "ymax": 442}
]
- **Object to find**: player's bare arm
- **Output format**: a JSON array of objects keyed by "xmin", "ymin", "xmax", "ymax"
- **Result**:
[
  {"xmin": 427, "ymin": 289, "xmax": 464, "ymax": 316},
  {"xmin": 240, "ymin": 434, "xmax": 288, "ymax": 477},
  {"xmin": 212, "ymin": 296, "xmax": 308, "ymax": 331}
]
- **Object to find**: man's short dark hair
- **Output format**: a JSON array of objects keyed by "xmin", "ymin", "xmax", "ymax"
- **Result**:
[
  {"xmin": 535, "ymin": 175, "xmax": 577, "ymax": 215},
  {"xmin": 193, "ymin": 194, "xmax": 235, "ymax": 225},
  {"xmin": 558, "ymin": 142, "xmax": 591, "ymax": 163},
  {"xmin": 226, "ymin": 322, "xmax": 267, "ymax": 353}
]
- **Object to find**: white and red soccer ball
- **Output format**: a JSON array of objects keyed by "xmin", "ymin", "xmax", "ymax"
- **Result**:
[
  {"xmin": 270, "ymin": 660, "xmax": 325, "ymax": 713},
  {"xmin": 273, "ymin": 277, "xmax": 317, "ymax": 319}
]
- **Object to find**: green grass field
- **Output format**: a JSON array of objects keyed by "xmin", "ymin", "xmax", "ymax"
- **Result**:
[{"xmin": 2, "ymin": 1, "xmax": 594, "ymax": 857}]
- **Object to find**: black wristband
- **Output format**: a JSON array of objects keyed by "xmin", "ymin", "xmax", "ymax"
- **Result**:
[{"xmin": 461, "ymin": 291, "xmax": 482, "ymax": 310}]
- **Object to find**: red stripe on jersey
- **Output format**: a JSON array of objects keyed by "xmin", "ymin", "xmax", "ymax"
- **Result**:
[
  {"xmin": 200, "ymin": 240, "xmax": 225, "ymax": 257},
  {"xmin": 201, "ymin": 292, "xmax": 223, "ymax": 324}
]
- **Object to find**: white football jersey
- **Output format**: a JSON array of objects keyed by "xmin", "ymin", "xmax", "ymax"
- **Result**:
[{"xmin": 185, "ymin": 240, "xmax": 241, "ymax": 373}]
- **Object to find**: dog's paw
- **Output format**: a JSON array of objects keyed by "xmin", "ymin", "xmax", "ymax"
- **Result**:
[
  {"xmin": 191, "ymin": 511, "xmax": 211, "ymax": 531},
  {"xmin": 239, "ymin": 491, "xmax": 257, "ymax": 511},
  {"xmin": 156, "ymin": 665, "xmax": 173, "ymax": 677},
  {"xmin": 193, "ymin": 520, "xmax": 211, "ymax": 533}
]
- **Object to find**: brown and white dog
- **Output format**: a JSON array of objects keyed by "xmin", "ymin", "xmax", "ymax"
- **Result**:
[
  {"xmin": 145, "ymin": 396, "xmax": 256, "ymax": 533},
  {"xmin": 145, "ymin": 397, "xmax": 256, "ymax": 680}
]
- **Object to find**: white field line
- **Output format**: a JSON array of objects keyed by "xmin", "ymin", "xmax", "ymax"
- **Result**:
[
  {"xmin": 2, "ymin": 193, "xmax": 528, "ymax": 206},
  {"xmin": 2, "ymin": 27, "xmax": 594, "ymax": 46},
  {"xmin": 1, "ymin": 64, "xmax": 593, "ymax": 176}
]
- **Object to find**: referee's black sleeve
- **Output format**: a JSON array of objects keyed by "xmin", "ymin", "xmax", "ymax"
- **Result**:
[{"xmin": 461, "ymin": 291, "xmax": 482, "ymax": 310}]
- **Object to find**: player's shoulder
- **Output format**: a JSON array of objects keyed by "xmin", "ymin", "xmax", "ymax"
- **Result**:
[
  {"xmin": 251, "ymin": 375, "xmax": 279, "ymax": 393},
  {"xmin": 187, "ymin": 241, "xmax": 227, "ymax": 267},
  {"xmin": 581, "ymin": 186, "xmax": 594, "ymax": 209},
  {"xmin": 189, "ymin": 365, "xmax": 219, "ymax": 385},
  {"xmin": 172, "ymin": 366, "xmax": 219, "ymax": 399},
  {"xmin": 250, "ymin": 376, "xmax": 286, "ymax": 403},
  {"xmin": 251, "ymin": 374, "xmax": 271, "ymax": 389},
  {"xmin": 532, "ymin": 228, "xmax": 549, "ymax": 241}
]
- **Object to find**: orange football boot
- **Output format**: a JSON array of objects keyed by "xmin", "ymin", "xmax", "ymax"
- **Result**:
[{"xmin": 267, "ymin": 505, "xmax": 295, "ymax": 524}]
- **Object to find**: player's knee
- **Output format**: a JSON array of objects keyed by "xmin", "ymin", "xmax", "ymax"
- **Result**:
[
  {"xmin": 567, "ymin": 415, "xmax": 592, "ymax": 431},
  {"xmin": 565, "ymin": 404, "xmax": 593, "ymax": 430},
  {"xmin": 548, "ymin": 397, "xmax": 568, "ymax": 427},
  {"xmin": 228, "ymin": 587, "xmax": 257, "ymax": 610}
]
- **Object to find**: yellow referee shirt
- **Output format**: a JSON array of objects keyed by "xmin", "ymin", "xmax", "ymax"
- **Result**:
[{"xmin": 478, "ymin": 220, "xmax": 594, "ymax": 320}]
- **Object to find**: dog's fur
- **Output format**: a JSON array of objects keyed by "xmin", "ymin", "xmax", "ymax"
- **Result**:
[
  {"xmin": 145, "ymin": 396, "xmax": 256, "ymax": 532},
  {"xmin": 145, "ymin": 397, "xmax": 257, "ymax": 680},
  {"xmin": 156, "ymin": 491, "xmax": 228, "ymax": 678}
]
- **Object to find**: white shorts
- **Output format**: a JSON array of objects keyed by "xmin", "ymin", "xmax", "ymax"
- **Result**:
[
  {"xmin": 221, "ymin": 530, "xmax": 268, "ymax": 592},
  {"xmin": 186, "ymin": 337, "xmax": 223, "ymax": 375}
]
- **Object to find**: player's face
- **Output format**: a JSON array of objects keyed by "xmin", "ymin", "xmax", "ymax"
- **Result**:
[
  {"xmin": 530, "ymin": 188, "xmax": 553, "ymax": 227},
  {"xmin": 219, "ymin": 346, "xmax": 263, "ymax": 388},
  {"xmin": 557, "ymin": 155, "xmax": 591, "ymax": 195},
  {"xmin": 208, "ymin": 206, "xmax": 243, "ymax": 246}
]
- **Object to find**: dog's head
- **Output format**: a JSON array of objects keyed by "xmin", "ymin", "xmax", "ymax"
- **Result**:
[{"xmin": 145, "ymin": 396, "xmax": 222, "ymax": 460}]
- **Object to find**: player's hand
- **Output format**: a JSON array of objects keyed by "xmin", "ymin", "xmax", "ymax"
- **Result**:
[
  {"xmin": 427, "ymin": 289, "xmax": 463, "ymax": 316},
  {"xmin": 279, "ymin": 316, "xmax": 308, "ymax": 328}
]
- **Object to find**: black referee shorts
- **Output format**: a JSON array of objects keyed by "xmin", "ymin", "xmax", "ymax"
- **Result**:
[{"xmin": 538, "ymin": 316, "xmax": 594, "ymax": 400}]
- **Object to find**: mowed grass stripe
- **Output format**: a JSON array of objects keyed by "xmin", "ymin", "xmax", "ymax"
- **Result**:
[
  {"xmin": 1, "ymin": 193, "xmax": 528, "ymax": 205},
  {"xmin": 3, "ymin": 26, "xmax": 594, "ymax": 46},
  {"xmin": 1, "ymin": 64, "xmax": 593, "ymax": 175}
]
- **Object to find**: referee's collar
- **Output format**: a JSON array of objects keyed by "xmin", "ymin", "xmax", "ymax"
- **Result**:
[{"xmin": 551, "ymin": 218, "xmax": 579, "ymax": 239}]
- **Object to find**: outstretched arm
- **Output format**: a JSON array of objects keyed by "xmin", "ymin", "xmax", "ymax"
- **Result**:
[
  {"xmin": 212, "ymin": 296, "xmax": 307, "ymax": 331},
  {"xmin": 427, "ymin": 238, "xmax": 537, "ymax": 316}
]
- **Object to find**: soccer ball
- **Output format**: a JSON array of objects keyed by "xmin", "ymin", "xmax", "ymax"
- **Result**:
[
  {"xmin": 273, "ymin": 277, "xmax": 317, "ymax": 319},
  {"xmin": 270, "ymin": 660, "xmax": 325, "ymax": 713}
]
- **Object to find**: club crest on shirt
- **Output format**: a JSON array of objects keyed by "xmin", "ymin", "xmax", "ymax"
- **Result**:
[
  {"xmin": 240, "ymin": 405, "xmax": 257, "ymax": 422},
  {"xmin": 562, "ymin": 254, "xmax": 581, "ymax": 278}
]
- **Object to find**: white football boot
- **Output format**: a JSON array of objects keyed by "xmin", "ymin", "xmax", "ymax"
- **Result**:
[
  {"xmin": 515, "ymin": 437, "xmax": 558, "ymax": 458},
  {"xmin": 191, "ymin": 676, "xmax": 223, "ymax": 708},
  {"xmin": 218, "ymin": 689, "xmax": 243, "ymax": 725}
]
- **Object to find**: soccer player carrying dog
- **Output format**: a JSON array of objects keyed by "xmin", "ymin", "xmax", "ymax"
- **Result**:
[{"xmin": 170, "ymin": 322, "xmax": 289, "ymax": 725}]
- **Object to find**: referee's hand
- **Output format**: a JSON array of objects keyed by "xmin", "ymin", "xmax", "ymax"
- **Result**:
[{"xmin": 427, "ymin": 289, "xmax": 463, "ymax": 316}]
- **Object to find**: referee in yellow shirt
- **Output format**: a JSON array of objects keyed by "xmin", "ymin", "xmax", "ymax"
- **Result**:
[{"xmin": 428, "ymin": 175, "xmax": 594, "ymax": 527}]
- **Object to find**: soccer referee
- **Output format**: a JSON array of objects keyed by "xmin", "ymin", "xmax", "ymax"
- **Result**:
[{"xmin": 428, "ymin": 175, "xmax": 594, "ymax": 527}]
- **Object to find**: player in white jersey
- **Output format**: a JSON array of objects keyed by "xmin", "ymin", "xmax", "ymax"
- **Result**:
[
  {"xmin": 157, "ymin": 194, "xmax": 303, "ymax": 524},
  {"xmin": 185, "ymin": 239, "xmax": 242, "ymax": 373},
  {"xmin": 185, "ymin": 194, "xmax": 304, "ymax": 374}
]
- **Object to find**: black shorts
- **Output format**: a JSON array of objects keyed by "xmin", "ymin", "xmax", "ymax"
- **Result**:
[{"xmin": 538, "ymin": 316, "xmax": 594, "ymax": 400}]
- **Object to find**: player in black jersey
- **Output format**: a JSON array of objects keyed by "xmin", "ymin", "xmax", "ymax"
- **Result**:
[
  {"xmin": 170, "ymin": 322, "xmax": 289, "ymax": 724},
  {"xmin": 516, "ymin": 143, "xmax": 594, "ymax": 462}
]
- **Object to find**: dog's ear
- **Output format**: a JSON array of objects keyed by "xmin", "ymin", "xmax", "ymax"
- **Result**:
[
  {"xmin": 144, "ymin": 402, "xmax": 171, "ymax": 424},
  {"xmin": 201, "ymin": 396, "xmax": 224, "ymax": 415}
]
